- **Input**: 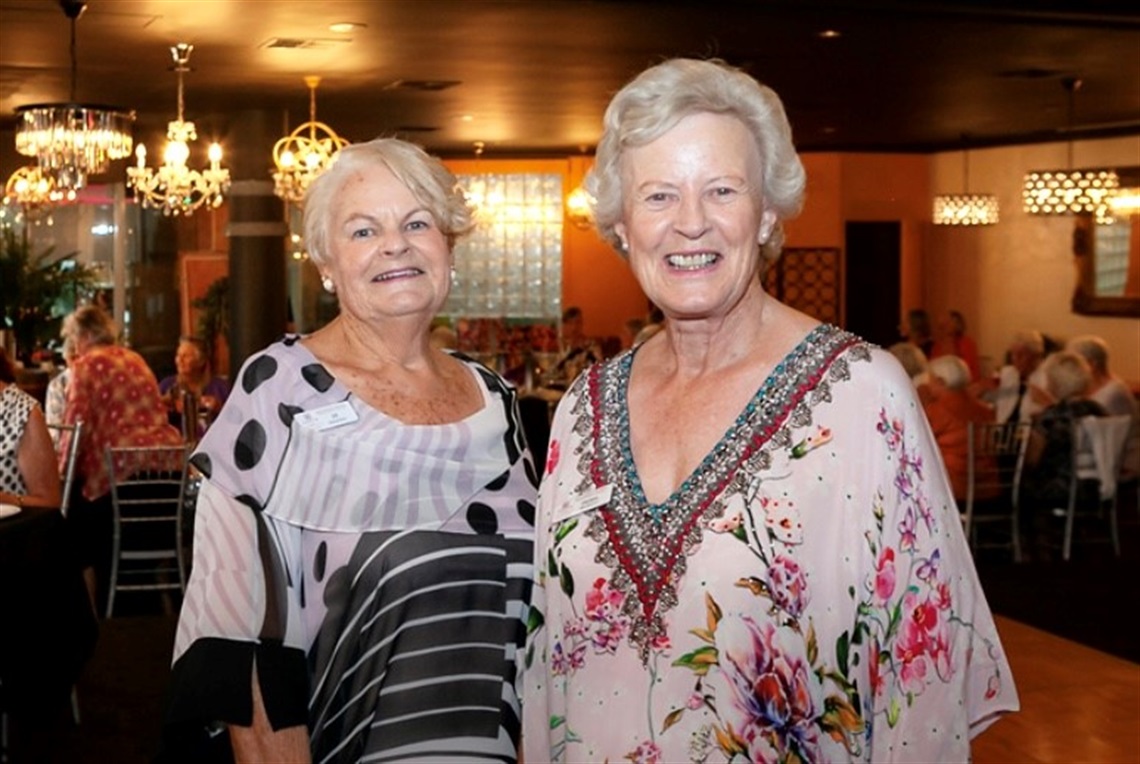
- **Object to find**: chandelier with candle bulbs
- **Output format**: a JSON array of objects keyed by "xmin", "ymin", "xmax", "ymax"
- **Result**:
[
  {"xmin": 127, "ymin": 43, "xmax": 229, "ymax": 216},
  {"xmin": 272, "ymin": 76, "xmax": 348, "ymax": 206},
  {"xmin": 14, "ymin": 0, "xmax": 134, "ymax": 194}
]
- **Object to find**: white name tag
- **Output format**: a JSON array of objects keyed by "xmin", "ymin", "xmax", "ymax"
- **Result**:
[
  {"xmin": 553, "ymin": 483, "xmax": 613, "ymax": 523},
  {"xmin": 293, "ymin": 401, "xmax": 358, "ymax": 431}
]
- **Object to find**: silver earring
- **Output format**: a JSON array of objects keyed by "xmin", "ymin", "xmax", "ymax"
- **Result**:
[{"xmin": 321, "ymin": 276, "xmax": 335, "ymax": 294}]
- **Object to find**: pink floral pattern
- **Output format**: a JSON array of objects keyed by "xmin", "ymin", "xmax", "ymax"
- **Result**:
[{"xmin": 524, "ymin": 341, "xmax": 1017, "ymax": 763}]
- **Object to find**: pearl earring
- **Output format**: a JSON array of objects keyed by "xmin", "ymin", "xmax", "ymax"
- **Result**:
[{"xmin": 321, "ymin": 276, "xmax": 335, "ymax": 294}]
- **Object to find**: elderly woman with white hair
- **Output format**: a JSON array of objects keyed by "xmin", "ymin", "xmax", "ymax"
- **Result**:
[
  {"xmin": 1067, "ymin": 334, "xmax": 1140, "ymax": 479},
  {"xmin": 164, "ymin": 138, "xmax": 538, "ymax": 763},
  {"xmin": 923, "ymin": 355, "xmax": 997, "ymax": 503},
  {"xmin": 1020, "ymin": 350, "xmax": 1108, "ymax": 556},
  {"xmin": 523, "ymin": 58, "xmax": 1015, "ymax": 763}
]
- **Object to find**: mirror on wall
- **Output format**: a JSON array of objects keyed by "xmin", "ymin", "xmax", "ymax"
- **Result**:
[{"xmin": 1072, "ymin": 166, "xmax": 1140, "ymax": 318}]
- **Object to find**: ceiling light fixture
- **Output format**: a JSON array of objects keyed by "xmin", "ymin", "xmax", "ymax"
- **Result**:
[
  {"xmin": 4, "ymin": 165, "xmax": 76, "ymax": 218},
  {"xmin": 1022, "ymin": 77, "xmax": 1120, "ymax": 216},
  {"xmin": 14, "ymin": 0, "xmax": 134, "ymax": 193},
  {"xmin": 933, "ymin": 144, "xmax": 999, "ymax": 226},
  {"xmin": 127, "ymin": 43, "xmax": 229, "ymax": 216},
  {"xmin": 272, "ymin": 76, "xmax": 348, "ymax": 207}
]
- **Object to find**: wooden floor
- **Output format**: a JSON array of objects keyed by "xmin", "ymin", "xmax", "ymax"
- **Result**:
[{"xmin": 972, "ymin": 615, "xmax": 1140, "ymax": 763}]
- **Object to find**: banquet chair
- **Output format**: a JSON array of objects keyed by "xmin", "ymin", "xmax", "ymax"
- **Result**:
[
  {"xmin": 963, "ymin": 421, "xmax": 1031, "ymax": 562},
  {"xmin": 103, "ymin": 444, "xmax": 192, "ymax": 618},
  {"xmin": 45, "ymin": 421, "xmax": 82, "ymax": 517},
  {"xmin": 1058, "ymin": 414, "xmax": 1131, "ymax": 561}
]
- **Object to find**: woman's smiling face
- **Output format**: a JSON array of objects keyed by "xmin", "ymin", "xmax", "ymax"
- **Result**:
[
  {"xmin": 615, "ymin": 111, "xmax": 777, "ymax": 323},
  {"xmin": 322, "ymin": 162, "xmax": 453, "ymax": 325}
]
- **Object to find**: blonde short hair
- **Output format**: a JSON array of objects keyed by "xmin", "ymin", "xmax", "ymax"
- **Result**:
[{"xmin": 303, "ymin": 137, "xmax": 474, "ymax": 266}]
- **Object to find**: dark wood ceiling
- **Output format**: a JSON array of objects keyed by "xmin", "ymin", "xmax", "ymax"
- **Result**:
[{"xmin": 1, "ymin": 0, "xmax": 1138, "ymax": 163}]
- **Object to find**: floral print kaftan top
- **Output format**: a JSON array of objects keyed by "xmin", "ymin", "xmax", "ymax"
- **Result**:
[{"xmin": 522, "ymin": 325, "xmax": 1017, "ymax": 763}]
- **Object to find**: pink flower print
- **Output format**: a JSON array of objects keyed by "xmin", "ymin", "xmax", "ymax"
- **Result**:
[
  {"xmin": 767, "ymin": 554, "xmax": 810, "ymax": 618},
  {"xmin": 872, "ymin": 547, "xmax": 896, "ymax": 604},
  {"xmin": 563, "ymin": 616, "xmax": 587, "ymax": 637},
  {"xmin": 585, "ymin": 577, "xmax": 624, "ymax": 620},
  {"xmin": 585, "ymin": 577, "xmax": 631, "ymax": 653},
  {"xmin": 568, "ymin": 641, "xmax": 587, "ymax": 671},
  {"xmin": 764, "ymin": 498, "xmax": 804, "ymax": 544},
  {"xmin": 985, "ymin": 673, "xmax": 1001, "ymax": 700},
  {"xmin": 934, "ymin": 581, "xmax": 952, "ymax": 610},
  {"xmin": 687, "ymin": 691, "xmax": 704, "ymax": 710},
  {"xmin": 711, "ymin": 614, "xmax": 825, "ymax": 762},
  {"xmin": 551, "ymin": 641, "xmax": 570, "ymax": 675},
  {"xmin": 625, "ymin": 740, "xmax": 662, "ymax": 764},
  {"xmin": 894, "ymin": 617, "xmax": 931, "ymax": 695},
  {"xmin": 708, "ymin": 511, "xmax": 744, "ymax": 534},
  {"xmin": 650, "ymin": 632, "xmax": 672, "ymax": 653},
  {"xmin": 869, "ymin": 639, "xmax": 887, "ymax": 700},
  {"xmin": 546, "ymin": 439, "xmax": 561, "ymax": 475}
]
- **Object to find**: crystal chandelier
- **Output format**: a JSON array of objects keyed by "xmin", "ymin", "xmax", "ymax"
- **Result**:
[
  {"xmin": 14, "ymin": 1, "xmax": 134, "ymax": 193},
  {"xmin": 933, "ymin": 147, "xmax": 999, "ymax": 226},
  {"xmin": 1022, "ymin": 78, "xmax": 1120, "ymax": 216},
  {"xmin": 127, "ymin": 44, "xmax": 230, "ymax": 216},
  {"xmin": 272, "ymin": 76, "xmax": 348, "ymax": 206}
]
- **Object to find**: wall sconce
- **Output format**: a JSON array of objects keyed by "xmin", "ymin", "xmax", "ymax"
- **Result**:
[{"xmin": 566, "ymin": 185, "xmax": 594, "ymax": 230}]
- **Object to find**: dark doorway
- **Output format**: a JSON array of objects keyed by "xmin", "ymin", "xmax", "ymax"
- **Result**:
[{"xmin": 844, "ymin": 222, "xmax": 901, "ymax": 347}]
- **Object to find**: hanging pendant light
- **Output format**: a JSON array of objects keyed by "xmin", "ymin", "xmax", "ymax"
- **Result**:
[
  {"xmin": 1022, "ymin": 78, "xmax": 1120, "ymax": 216},
  {"xmin": 13, "ymin": 0, "xmax": 134, "ymax": 193},
  {"xmin": 933, "ymin": 144, "xmax": 999, "ymax": 226},
  {"xmin": 126, "ymin": 43, "xmax": 230, "ymax": 216},
  {"xmin": 272, "ymin": 76, "xmax": 348, "ymax": 206}
]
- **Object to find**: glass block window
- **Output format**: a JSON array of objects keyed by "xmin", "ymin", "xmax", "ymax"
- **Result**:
[
  {"xmin": 445, "ymin": 173, "xmax": 563, "ymax": 319},
  {"xmin": 1094, "ymin": 218, "xmax": 1132, "ymax": 297}
]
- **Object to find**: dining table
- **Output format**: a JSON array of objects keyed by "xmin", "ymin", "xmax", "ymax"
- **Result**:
[{"xmin": 0, "ymin": 504, "xmax": 98, "ymax": 755}]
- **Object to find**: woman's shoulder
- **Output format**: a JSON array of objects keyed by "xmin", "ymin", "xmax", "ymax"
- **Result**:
[{"xmin": 230, "ymin": 335, "xmax": 326, "ymax": 397}]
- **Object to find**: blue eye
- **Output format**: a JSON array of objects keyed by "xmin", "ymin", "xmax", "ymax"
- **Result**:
[{"xmin": 406, "ymin": 219, "xmax": 430, "ymax": 231}]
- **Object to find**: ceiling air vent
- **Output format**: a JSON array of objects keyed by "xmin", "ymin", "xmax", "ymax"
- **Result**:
[
  {"xmin": 261, "ymin": 38, "xmax": 349, "ymax": 50},
  {"xmin": 384, "ymin": 80, "xmax": 461, "ymax": 92}
]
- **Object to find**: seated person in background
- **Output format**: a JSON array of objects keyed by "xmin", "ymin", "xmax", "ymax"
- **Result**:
[
  {"xmin": 551, "ymin": 305, "xmax": 601, "ymax": 386},
  {"xmin": 158, "ymin": 336, "xmax": 230, "ymax": 436},
  {"xmin": 44, "ymin": 335, "xmax": 78, "ymax": 449},
  {"xmin": 923, "ymin": 355, "xmax": 997, "ymax": 503},
  {"xmin": 0, "ymin": 347, "xmax": 62, "ymax": 510},
  {"xmin": 900, "ymin": 307, "xmax": 935, "ymax": 357},
  {"xmin": 984, "ymin": 329, "xmax": 1051, "ymax": 424},
  {"xmin": 60, "ymin": 305, "xmax": 183, "ymax": 609},
  {"xmin": 1066, "ymin": 334, "xmax": 1140, "ymax": 480},
  {"xmin": 931, "ymin": 309, "xmax": 981, "ymax": 381},
  {"xmin": 1020, "ymin": 350, "xmax": 1106, "ymax": 555},
  {"xmin": 887, "ymin": 340, "xmax": 931, "ymax": 401}
]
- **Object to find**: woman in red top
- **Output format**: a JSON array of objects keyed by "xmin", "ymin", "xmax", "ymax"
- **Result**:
[
  {"xmin": 923, "ymin": 354, "xmax": 996, "ymax": 502},
  {"xmin": 931, "ymin": 310, "xmax": 981, "ymax": 382},
  {"xmin": 60, "ymin": 305, "xmax": 182, "ymax": 609}
]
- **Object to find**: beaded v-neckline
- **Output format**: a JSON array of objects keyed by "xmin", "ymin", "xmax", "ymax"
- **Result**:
[{"xmin": 580, "ymin": 324, "xmax": 868, "ymax": 661}]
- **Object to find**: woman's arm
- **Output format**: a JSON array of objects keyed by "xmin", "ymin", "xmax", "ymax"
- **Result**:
[
  {"xmin": 3, "ymin": 405, "xmax": 62, "ymax": 508},
  {"xmin": 229, "ymin": 663, "xmax": 311, "ymax": 764}
]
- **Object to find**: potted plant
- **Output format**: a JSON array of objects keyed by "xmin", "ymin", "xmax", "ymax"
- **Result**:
[{"xmin": 0, "ymin": 227, "xmax": 97, "ymax": 364}]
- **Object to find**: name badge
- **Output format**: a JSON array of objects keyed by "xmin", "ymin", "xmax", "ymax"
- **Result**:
[
  {"xmin": 294, "ymin": 401, "xmax": 358, "ymax": 431},
  {"xmin": 553, "ymin": 483, "xmax": 612, "ymax": 523}
]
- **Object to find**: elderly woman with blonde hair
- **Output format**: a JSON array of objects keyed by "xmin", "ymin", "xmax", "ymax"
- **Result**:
[{"xmin": 164, "ymin": 137, "xmax": 538, "ymax": 763}]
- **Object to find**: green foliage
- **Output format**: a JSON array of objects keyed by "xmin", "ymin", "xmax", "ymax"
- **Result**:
[
  {"xmin": 0, "ymin": 228, "xmax": 97, "ymax": 360},
  {"xmin": 191, "ymin": 276, "xmax": 229, "ymax": 361}
]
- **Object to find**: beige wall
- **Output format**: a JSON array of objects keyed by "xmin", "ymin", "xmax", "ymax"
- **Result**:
[{"xmin": 925, "ymin": 136, "xmax": 1140, "ymax": 384}]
